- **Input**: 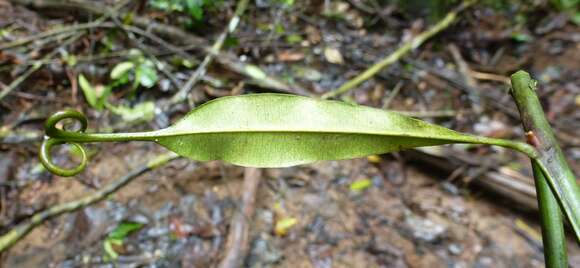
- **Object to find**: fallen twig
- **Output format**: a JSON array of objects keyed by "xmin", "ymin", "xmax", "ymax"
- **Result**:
[
  {"xmin": 172, "ymin": 0, "xmax": 250, "ymax": 105},
  {"xmin": 0, "ymin": 21, "xmax": 101, "ymax": 50},
  {"xmin": 0, "ymin": 0, "xmax": 131, "ymax": 102},
  {"xmin": 321, "ymin": 1, "xmax": 474, "ymax": 99},
  {"xmin": 447, "ymin": 43, "xmax": 482, "ymax": 113},
  {"xmin": 0, "ymin": 33, "xmax": 83, "ymax": 101},
  {"xmin": 409, "ymin": 59, "xmax": 580, "ymax": 146},
  {"xmin": 0, "ymin": 152, "xmax": 179, "ymax": 252},
  {"xmin": 218, "ymin": 167, "xmax": 261, "ymax": 268},
  {"xmin": 403, "ymin": 149, "xmax": 539, "ymax": 211},
  {"xmin": 11, "ymin": 0, "xmax": 307, "ymax": 95}
]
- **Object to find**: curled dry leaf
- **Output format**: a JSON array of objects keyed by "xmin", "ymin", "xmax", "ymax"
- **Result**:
[{"xmin": 324, "ymin": 47, "xmax": 344, "ymax": 64}]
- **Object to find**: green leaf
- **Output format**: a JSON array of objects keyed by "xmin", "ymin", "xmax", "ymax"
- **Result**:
[
  {"xmin": 136, "ymin": 61, "xmax": 158, "ymax": 88},
  {"xmin": 285, "ymin": 34, "xmax": 303, "ymax": 44},
  {"xmin": 103, "ymin": 221, "xmax": 143, "ymax": 261},
  {"xmin": 110, "ymin": 61, "xmax": 135, "ymax": 80},
  {"xmin": 350, "ymin": 178, "xmax": 372, "ymax": 192},
  {"xmin": 185, "ymin": 0, "xmax": 204, "ymax": 20},
  {"xmin": 107, "ymin": 221, "xmax": 143, "ymax": 240},
  {"xmin": 550, "ymin": 0, "xmax": 578, "ymax": 10},
  {"xmin": 274, "ymin": 217, "xmax": 297, "ymax": 236},
  {"xmin": 275, "ymin": 23, "xmax": 285, "ymax": 34},
  {"xmin": 96, "ymin": 85, "xmax": 112, "ymax": 110},
  {"xmin": 107, "ymin": 101, "xmax": 156, "ymax": 123},
  {"xmin": 103, "ymin": 239, "xmax": 119, "ymax": 260},
  {"xmin": 511, "ymin": 32, "xmax": 533, "ymax": 42},
  {"xmin": 572, "ymin": 11, "xmax": 580, "ymax": 25},
  {"xmin": 245, "ymin": 65, "xmax": 267, "ymax": 80},
  {"xmin": 154, "ymin": 94, "xmax": 530, "ymax": 167},
  {"xmin": 78, "ymin": 74, "xmax": 98, "ymax": 109}
]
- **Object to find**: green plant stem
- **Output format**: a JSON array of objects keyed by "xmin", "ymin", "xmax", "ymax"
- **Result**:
[
  {"xmin": 321, "ymin": 1, "xmax": 474, "ymax": 99},
  {"xmin": 532, "ymin": 160, "xmax": 568, "ymax": 268},
  {"xmin": 511, "ymin": 71, "xmax": 580, "ymax": 241},
  {"xmin": 0, "ymin": 152, "xmax": 179, "ymax": 253}
]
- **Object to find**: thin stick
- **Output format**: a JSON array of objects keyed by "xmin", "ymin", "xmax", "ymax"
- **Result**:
[
  {"xmin": 0, "ymin": 21, "xmax": 100, "ymax": 50},
  {"xmin": 510, "ymin": 71, "xmax": 578, "ymax": 266},
  {"xmin": 172, "ymin": 0, "xmax": 250, "ymax": 105},
  {"xmin": 321, "ymin": 2, "xmax": 473, "ymax": 99},
  {"xmin": 447, "ymin": 43, "xmax": 482, "ymax": 113},
  {"xmin": 0, "ymin": 33, "xmax": 83, "ymax": 101},
  {"xmin": 0, "ymin": 0, "xmax": 131, "ymax": 102},
  {"xmin": 0, "ymin": 152, "xmax": 179, "ymax": 253},
  {"xmin": 11, "ymin": 0, "xmax": 305, "ymax": 95},
  {"xmin": 409, "ymin": 59, "xmax": 580, "ymax": 146},
  {"xmin": 218, "ymin": 167, "xmax": 261, "ymax": 268},
  {"xmin": 1, "ymin": 0, "xmax": 131, "ymax": 50}
]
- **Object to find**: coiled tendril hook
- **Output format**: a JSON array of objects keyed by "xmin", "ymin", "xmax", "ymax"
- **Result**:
[
  {"xmin": 39, "ymin": 110, "xmax": 160, "ymax": 177},
  {"xmin": 40, "ymin": 110, "xmax": 89, "ymax": 177}
]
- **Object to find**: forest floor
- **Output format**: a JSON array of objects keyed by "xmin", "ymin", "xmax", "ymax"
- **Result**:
[{"xmin": 0, "ymin": 0, "xmax": 579, "ymax": 267}]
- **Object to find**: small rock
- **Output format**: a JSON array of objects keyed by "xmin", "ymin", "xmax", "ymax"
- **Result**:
[
  {"xmin": 324, "ymin": 47, "xmax": 344, "ymax": 64},
  {"xmin": 404, "ymin": 213, "xmax": 447, "ymax": 243},
  {"xmin": 448, "ymin": 243, "xmax": 463, "ymax": 255}
]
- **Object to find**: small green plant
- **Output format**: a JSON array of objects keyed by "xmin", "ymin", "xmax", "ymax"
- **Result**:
[
  {"xmin": 149, "ymin": 0, "xmax": 223, "ymax": 20},
  {"xmin": 38, "ymin": 71, "xmax": 578, "ymax": 267},
  {"xmin": 103, "ymin": 221, "xmax": 144, "ymax": 260},
  {"xmin": 78, "ymin": 50, "xmax": 157, "ymax": 122},
  {"xmin": 108, "ymin": 50, "xmax": 159, "ymax": 95},
  {"xmin": 79, "ymin": 49, "xmax": 158, "ymax": 110}
]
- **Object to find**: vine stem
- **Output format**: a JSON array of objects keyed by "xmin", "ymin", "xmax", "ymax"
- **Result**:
[
  {"xmin": 511, "ymin": 70, "xmax": 580, "ymax": 266},
  {"xmin": 532, "ymin": 159, "xmax": 567, "ymax": 268}
]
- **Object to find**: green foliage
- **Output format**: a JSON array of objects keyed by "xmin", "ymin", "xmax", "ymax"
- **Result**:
[
  {"xmin": 276, "ymin": 0, "xmax": 295, "ymax": 7},
  {"xmin": 78, "ymin": 74, "xmax": 98, "ymax": 109},
  {"xmin": 285, "ymin": 34, "xmax": 303, "ymax": 44},
  {"xmin": 110, "ymin": 50, "xmax": 159, "ymax": 91},
  {"xmin": 103, "ymin": 221, "xmax": 144, "ymax": 260},
  {"xmin": 110, "ymin": 62, "xmax": 135, "ymax": 80},
  {"xmin": 78, "ymin": 50, "xmax": 158, "ymax": 123},
  {"xmin": 551, "ymin": 0, "xmax": 580, "ymax": 25},
  {"xmin": 349, "ymin": 178, "xmax": 373, "ymax": 192},
  {"xmin": 106, "ymin": 101, "xmax": 156, "ymax": 123},
  {"xmin": 78, "ymin": 74, "xmax": 111, "ymax": 111},
  {"xmin": 149, "ymin": 0, "xmax": 223, "ymax": 20},
  {"xmin": 573, "ymin": 11, "xmax": 580, "ymax": 24},
  {"xmin": 550, "ymin": 0, "xmax": 578, "ymax": 11},
  {"xmin": 134, "ymin": 61, "xmax": 158, "ymax": 88}
]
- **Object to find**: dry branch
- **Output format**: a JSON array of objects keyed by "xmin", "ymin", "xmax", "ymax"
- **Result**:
[
  {"xmin": 9, "ymin": 0, "xmax": 307, "ymax": 95},
  {"xmin": 321, "ymin": 1, "xmax": 474, "ymax": 99},
  {"xmin": 171, "ymin": 0, "xmax": 250, "ymax": 105},
  {"xmin": 404, "ymin": 149, "xmax": 539, "ymax": 211},
  {"xmin": 0, "ymin": 152, "xmax": 179, "ymax": 252},
  {"xmin": 218, "ymin": 168, "xmax": 261, "ymax": 268}
]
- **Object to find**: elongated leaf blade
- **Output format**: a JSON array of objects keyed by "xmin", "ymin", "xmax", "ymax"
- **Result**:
[{"xmin": 156, "ymin": 94, "xmax": 488, "ymax": 167}]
